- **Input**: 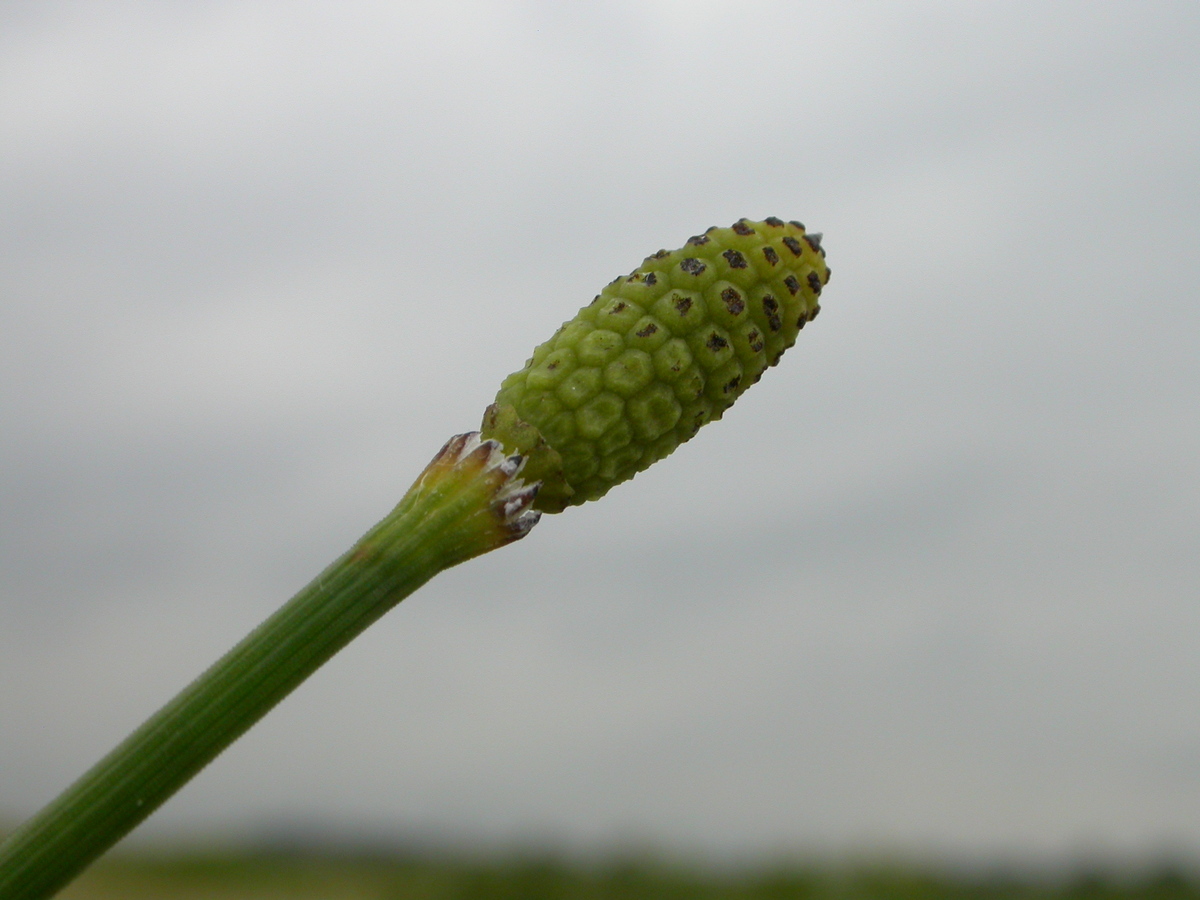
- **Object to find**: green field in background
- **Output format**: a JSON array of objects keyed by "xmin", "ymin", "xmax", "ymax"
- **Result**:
[{"xmin": 48, "ymin": 848, "xmax": 1200, "ymax": 899}]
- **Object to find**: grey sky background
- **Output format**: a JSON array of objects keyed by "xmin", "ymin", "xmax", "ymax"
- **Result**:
[{"xmin": 2, "ymin": 0, "xmax": 1198, "ymax": 867}]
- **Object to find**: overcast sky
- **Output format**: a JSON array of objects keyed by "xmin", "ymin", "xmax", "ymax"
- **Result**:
[{"xmin": 2, "ymin": 0, "xmax": 1199, "ymax": 868}]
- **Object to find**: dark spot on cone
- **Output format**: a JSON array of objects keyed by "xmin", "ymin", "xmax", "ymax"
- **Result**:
[
  {"xmin": 782, "ymin": 236, "xmax": 804, "ymax": 257},
  {"xmin": 722, "ymin": 249, "xmax": 748, "ymax": 269},
  {"xmin": 610, "ymin": 301, "xmax": 628, "ymax": 314},
  {"xmin": 762, "ymin": 246, "xmax": 779, "ymax": 266},
  {"xmin": 783, "ymin": 275, "xmax": 801, "ymax": 296},
  {"xmin": 763, "ymin": 295, "xmax": 782, "ymax": 332},
  {"xmin": 687, "ymin": 234, "xmax": 710, "ymax": 246},
  {"xmin": 748, "ymin": 329, "xmax": 764, "ymax": 352},
  {"xmin": 764, "ymin": 216, "xmax": 784, "ymax": 227},
  {"xmin": 721, "ymin": 287, "xmax": 744, "ymax": 315},
  {"xmin": 804, "ymin": 234, "xmax": 823, "ymax": 254},
  {"xmin": 732, "ymin": 220, "xmax": 754, "ymax": 235},
  {"xmin": 635, "ymin": 322, "xmax": 659, "ymax": 338},
  {"xmin": 673, "ymin": 293, "xmax": 693, "ymax": 314},
  {"xmin": 706, "ymin": 331, "xmax": 728, "ymax": 352},
  {"xmin": 645, "ymin": 272, "xmax": 657, "ymax": 285},
  {"xmin": 807, "ymin": 272, "xmax": 823, "ymax": 295},
  {"xmin": 810, "ymin": 304, "xmax": 821, "ymax": 320},
  {"xmin": 789, "ymin": 220, "xmax": 805, "ymax": 230},
  {"xmin": 680, "ymin": 258, "xmax": 706, "ymax": 276},
  {"xmin": 723, "ymin": 375, "xmax": 741, "ymax": 394}
]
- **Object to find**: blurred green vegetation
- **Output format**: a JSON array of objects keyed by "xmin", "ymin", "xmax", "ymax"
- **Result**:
[{"xmin": 43, "ymin": 846, "xmax": 1200, "ymax": 900}]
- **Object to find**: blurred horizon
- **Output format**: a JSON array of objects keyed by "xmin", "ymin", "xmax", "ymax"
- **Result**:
[
  {"xmin": 27, "ymin": 835, "xmax": 1200, "ymax": 900},
  {"xmin": 2, "ymin": 0, "xmax": 1199, "ymax": 871}
]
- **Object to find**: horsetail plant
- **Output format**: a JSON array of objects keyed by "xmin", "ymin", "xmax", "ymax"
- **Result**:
[{"xmin": 0, "ymin": 218, "xmax": 831, "ymax": 899}]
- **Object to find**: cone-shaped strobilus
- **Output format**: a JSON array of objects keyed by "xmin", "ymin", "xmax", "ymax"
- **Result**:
[
  {"xmin": 0, "ymin": 219, "xmax": 830, "ymax": 900},
  {"xmin": 484, "ymin": 217, "xmax": 829, "ymax": 511}
]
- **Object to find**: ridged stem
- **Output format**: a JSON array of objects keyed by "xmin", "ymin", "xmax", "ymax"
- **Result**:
[{"xmin": 0, "ymin": 433, "xmax": 540, "ymax": 900}]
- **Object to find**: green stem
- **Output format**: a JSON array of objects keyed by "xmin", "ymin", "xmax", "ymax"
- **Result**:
[{"xmin": 0, "ymin": 433, "xmax": 539, "ymax": 900}]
